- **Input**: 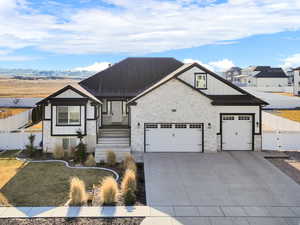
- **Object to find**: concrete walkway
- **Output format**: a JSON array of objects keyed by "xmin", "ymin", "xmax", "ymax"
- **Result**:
[{"xmin": 0, "ymin": 205, "xmax": 300, "ymax": 218}]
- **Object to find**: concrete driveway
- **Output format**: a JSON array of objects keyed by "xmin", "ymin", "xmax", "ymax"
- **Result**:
[{"xmin": 144, "ymin": 152, "xmax": 300, "ymax": 207}]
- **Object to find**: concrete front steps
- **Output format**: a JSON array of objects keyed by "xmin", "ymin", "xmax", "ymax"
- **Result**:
[{"xmin": 95, "ymin": 128, "xmax": 131, "ymax": 162}]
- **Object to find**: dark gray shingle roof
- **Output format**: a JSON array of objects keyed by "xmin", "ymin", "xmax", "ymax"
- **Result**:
[
  {"xmin": 79, "ymin": 57, "xmax": 184, "ymax": 98},
  {"xmin": 254, "ymin": 68, "xmax": 287, "ymax": 78}
]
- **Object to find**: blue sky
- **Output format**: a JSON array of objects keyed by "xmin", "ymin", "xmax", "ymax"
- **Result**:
[{"xmin": 1, "ymin": 0, "xmax": 300, "ymax": 71}]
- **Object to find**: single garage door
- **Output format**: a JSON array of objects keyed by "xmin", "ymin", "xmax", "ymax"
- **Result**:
[
  {"xmin": 221, "ymin": 114, "xmax": 253, "ymax": 151},
  {"xmin": 145, "ymin": 123, "xmax": 203, "ymax": 152}
]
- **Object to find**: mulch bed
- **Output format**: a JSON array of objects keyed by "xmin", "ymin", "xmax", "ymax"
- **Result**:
[
  {"xmin": 97, "ymin": 162, "xmax": 146, "ymax": 206},
  {"xmin": 0, "ymin": 217, "xmax": 145, "ymax": 225},
  {"xmin": 267, "ymin": 151, "xmax": 300, "ymax": 185}
]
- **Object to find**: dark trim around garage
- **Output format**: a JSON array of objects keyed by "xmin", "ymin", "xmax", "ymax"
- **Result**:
[
  {"xmin": 219, "ymin": 113, "xmax": 255, "ymax": 151},
  {"xmin": 144, "ymin": 122, "xmax": 204, "ymax": 153}
]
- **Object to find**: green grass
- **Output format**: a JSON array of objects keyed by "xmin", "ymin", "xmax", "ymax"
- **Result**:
[{"xmin": 0, "ymin": 153, "xmax": 114, "ymax": 206}]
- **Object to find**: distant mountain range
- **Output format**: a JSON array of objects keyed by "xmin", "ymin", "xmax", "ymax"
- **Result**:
[{"xmin": 0, "ymin": 68, "xmax": 95, "ymax": 79}]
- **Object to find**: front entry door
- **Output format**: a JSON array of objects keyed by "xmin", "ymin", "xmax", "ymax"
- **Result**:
[{"xmin": 111, "ymin": 101, "xmax": 122, "ymax": 123}]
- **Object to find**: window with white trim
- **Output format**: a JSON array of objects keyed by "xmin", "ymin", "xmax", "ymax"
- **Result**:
[
  {"xmin": 195, "ymin": 73, "xmax": 207, "ymax": 89},
  {"xmin": 57, "ymin": 106, "xmax": 80, "ymax": 125}
]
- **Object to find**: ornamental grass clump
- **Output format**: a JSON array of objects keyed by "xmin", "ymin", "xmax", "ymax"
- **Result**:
[
  {"xmin": 100, "ymin": 177, "xmax": 119, "ymax": 206},
  {"xmin": 53, "ymin": 145, "xmax": 65, "ymax": 159},
  {"xmin": 85, "ymin": 154, "xmax": 96, "ymax": 167},
  {"xmin": 68, "ymin": 177, "xmax": 87, "ymax": 206},
  {"xmin": 106, "ymin": 151, "xmax": 116, "ymax": 167},
  {"xmin": 123, "ymin": 153, "xmax": 135, "ymax": 170},
  {"xmin": 121, "ymin": 169, "xmax": 137, "ymax": 193},
  {"xmin": 121, "ymin": 169, "xmax": 137, "ymax": 205}
]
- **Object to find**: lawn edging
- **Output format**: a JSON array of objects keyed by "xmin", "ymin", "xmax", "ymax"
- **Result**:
[{"xmin": 15, "ymin": 157, "xmax": 119, "ymax": 181}]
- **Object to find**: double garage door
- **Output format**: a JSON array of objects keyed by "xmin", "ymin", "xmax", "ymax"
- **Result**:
[
  {"xmin": 145, "ymin": 123, "xmax": 203, "ymax": 152},
  {"xmin": 144, "ymin": 114, "xmax": 253, "ymax": 152}
]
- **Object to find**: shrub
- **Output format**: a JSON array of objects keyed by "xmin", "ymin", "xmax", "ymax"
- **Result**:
[
  {"xmin": 121, "ymin": 169, "xmax": 137, "ymax": 193},
  {"xmin": 68, "ymin": 177, "xmax": 87, "ymax": 206},
  {"xmin": 85, "ymin": 154, "xmax": 96, "ymax": 167},
  {"xmin": 74, "ymin": 131, "xmax": 87, "ymax": 163},
  {"xmin": 53, "ymin": 145, "xmax": 65, "ymax": 159},
  {"xmin": 123, "ymin": 153, "xmax": 135, "ymax": 170},
  {"xmin": 123, "ymin": 188, "xmax": 136, "ymax": 206},
  {"xmin": 106, "ymin": 151, "xmax": 116, "ymax": 167},
  {"xmin": 99, "ymin": 177, "xmax": 119, "ymax": 205},
  {"xmin": 25, "ymin": 134, "xmax": 37, "ymax": 157}
]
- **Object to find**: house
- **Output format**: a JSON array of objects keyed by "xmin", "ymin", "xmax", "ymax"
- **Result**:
[
  {"xmin": 242, "ymin": 66, "xmax": 288, "ymax": 87},
  {"xmin": 293, "ymin": 67, "xmax": 300, "ymax": 96},
  {"xmin": 224, "ymin": 67, "xmax": 242, "ymax": 82},
  {"xmin": 36, "ymin": 57, "xmax": 268, "ymax": 161}
]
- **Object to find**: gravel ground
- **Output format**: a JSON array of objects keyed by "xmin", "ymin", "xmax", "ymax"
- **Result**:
[
  {"xmin": 0, "ymin": 217, "xmax": 144, "ymax": 225},
  {"xmin": 267, "ymin": 151, "xmax": 300, "ymax": 185}
]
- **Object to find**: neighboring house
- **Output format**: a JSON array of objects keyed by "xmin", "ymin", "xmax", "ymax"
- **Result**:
[
  {"xmin": 36, "ymin": 58, "xmax": 267, "ymax": 161},
  {"xmin": 293, "ymin": 67, "xmax": 300, "ymax": 96},
  {"xmin": 285, "ymin": 67, "xmax": 294, "ymax": 86},
  {"xmin": 224, "ymin": 67, "xmax": 242, "ymax": 82},
  {"xmin": 241, "ymin": 66, "xmax": 288, "ymax": 87}
]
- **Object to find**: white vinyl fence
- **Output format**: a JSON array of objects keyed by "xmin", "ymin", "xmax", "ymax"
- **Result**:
[
  {"xmin": 0, "ymin": 109, "xmax": 32, "ymax": 132},
  {"xmin": 0, "ymin": 132, "xmax": 42, "ymax": 150},
  {"xmin": 262, "ymin": 111, "xmax": 300, "ymax": 150}
]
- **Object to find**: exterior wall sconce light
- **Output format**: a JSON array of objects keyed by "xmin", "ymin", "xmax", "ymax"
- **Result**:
[
  {"xmin": 137, "ymin": 122, "xmax": 140, "ymax": 128},
  {"xmin": 208, "ymin": 122, "xmax": 211, "ymax": 129},
  {"xmin": 256, "ymin": 122, "xmax": 259, "ymax": 127}
]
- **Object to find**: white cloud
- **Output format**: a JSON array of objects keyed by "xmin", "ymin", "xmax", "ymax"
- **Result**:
[
  {"xmin": 1, "ymin": 0, "xmax": 300, "ymax": 55},
  {"xmin": 73, "ymin": 62, "xmax": 111, "ymax": 72},
  {"xmin": 281, "ymin": 53, "xmax": 300, "ymax": 68},
  {"xmin": 183, "ymin": 58, "xmax": 235, "ymax": 72}
]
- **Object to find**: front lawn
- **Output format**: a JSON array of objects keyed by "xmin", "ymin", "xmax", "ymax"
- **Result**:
[{"xmin": 0, "ymin": 151, "xmax": 114, "ymax": 206}]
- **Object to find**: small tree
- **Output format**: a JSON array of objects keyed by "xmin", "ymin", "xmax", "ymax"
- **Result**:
[
  {"xmin": 74, "ymin": 131, "xmax": 86, "ymax": 163},
  {"xmin": 25, "ymin": 134, "xmax": 36, "ymax": 157}
]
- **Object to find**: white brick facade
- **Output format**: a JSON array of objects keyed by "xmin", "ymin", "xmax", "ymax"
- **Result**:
[{"xmin": 130, "ymin": 78, "xmax": 262, "ymax": 154}]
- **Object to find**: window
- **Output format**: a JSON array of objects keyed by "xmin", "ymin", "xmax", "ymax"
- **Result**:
[
  {"xmin": 160, "ymin": 123, "xmax": 172, "ymax": 128},
  {"xmin": 175, "ymin": 123, "xmax": 187, "ymax": 128},
  {"xmin": 145, "ymin": 124, "xmax": 158, "ymax": 128},
  {"xmin": 62, "ymin": 138, "xmax": 77, "ymax": 150},
  {"xmin": 107, "ymin": 101, "xmax": 112, "ymax": 114},
  {"xmin": 195, "ymin": 73, "xmax": 207, "ymax": 89},
  {"xmin": 223, "ymin": 116, "xmax": 234, "ymax": 120},
  {"xmin": 102, "ymin": 99, "xmax": 107, "ymax": 114},
  {"xmin": 122, "ymin": 101, "xmax": 129, "ymax": 115},
  {"xmin": 189, "ymin": 123, "xmax": 202, "ymax": 128},
  {"xmin": 57, "ymin": 106, "xmax": 80, "ymax": 125},
  {"xmin": 239, "ymin": 116, "xmax": 250, "ymax": 120}
]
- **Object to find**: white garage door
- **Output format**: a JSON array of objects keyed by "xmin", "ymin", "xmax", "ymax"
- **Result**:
[
  {"xmin": 145, "ymin": 123, "xmax": 203, "ymax": 152},
  {"xmin": 222, "ymin": 115, "xmax": 253, "ymax": 151}
]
